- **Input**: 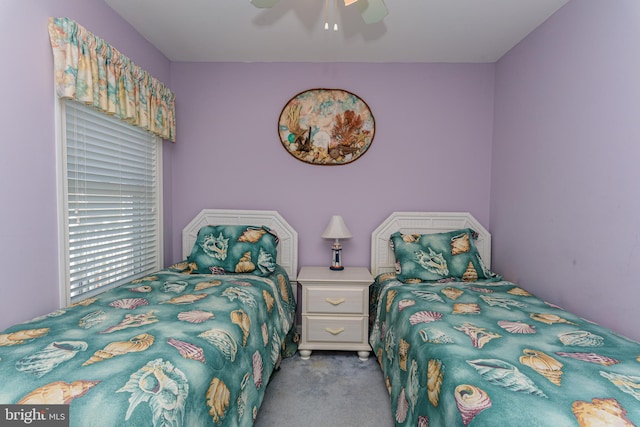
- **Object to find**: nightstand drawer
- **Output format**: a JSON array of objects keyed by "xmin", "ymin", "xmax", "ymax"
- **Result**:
[
  {"xmin": 304, "ymin": 286, "xmax": 366, "ymax": 314},
  {"xmin": 303, "ymin": 316, "xmax": 366, "ymax": 343}
]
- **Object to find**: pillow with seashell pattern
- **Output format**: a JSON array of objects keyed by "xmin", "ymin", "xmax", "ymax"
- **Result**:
[
  {"xmin": 390, "ymin": 229, "xmax": 500, "ymax": 283},
  {"xmin": 187, "ymin": 225, "xmax": 279, "ymax": 276}
]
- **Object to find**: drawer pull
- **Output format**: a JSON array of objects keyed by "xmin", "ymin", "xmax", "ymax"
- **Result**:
[
  {"xmin": 325, "ymin": 298, "xmax": 346, "ymax": 306},
  {"xmin": 325, "ymin": 327, "xmax": 345, "ymax": 335}
]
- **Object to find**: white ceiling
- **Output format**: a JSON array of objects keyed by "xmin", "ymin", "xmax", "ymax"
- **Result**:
[{"xmin": 104, "ymin": 0, "xmax": 569, "ymax": 63}]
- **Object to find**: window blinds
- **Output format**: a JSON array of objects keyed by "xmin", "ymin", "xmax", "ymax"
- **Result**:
[{"xmin": 64, "ymin": 100, "xmax": 160, "ymax": 301}]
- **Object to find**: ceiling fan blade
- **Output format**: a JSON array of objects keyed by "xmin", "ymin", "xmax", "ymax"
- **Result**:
[
  {"xmin": 250, "ymin": 0, "xmax": 280, "ymax": 8},
  {"xmin": 356, "ymin": 0, "xmax": 388, "ymax": 24}
]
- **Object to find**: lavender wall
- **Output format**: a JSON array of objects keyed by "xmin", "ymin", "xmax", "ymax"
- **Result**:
[
  {"xmin": 168, "ymin": 62, "xmax": 495, "ymax": 270},
  {"xmin": 0, "ymin": 0, "xmax": 171, "ymax": 331},
  {"xmin": 491, "ymin": 0, "xmax": 640, "ymax": 340}
]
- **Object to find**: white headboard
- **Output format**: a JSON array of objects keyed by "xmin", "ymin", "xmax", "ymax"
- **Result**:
[
  {"xmin": 370, "ymin": 212, "xmax": 491, "ymax": 278},
  {"xmin": 182, "ymin": 209, "xmax": 298, "ymax": 281}
]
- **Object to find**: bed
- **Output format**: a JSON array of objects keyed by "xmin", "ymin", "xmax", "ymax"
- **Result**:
[
  {"xmin": 369, "ymin": 211, "xmax": 640, "ymax": 426},
  {"xmin": 0, "ymin": 209, "xmax": 298, "ymax": 427}
]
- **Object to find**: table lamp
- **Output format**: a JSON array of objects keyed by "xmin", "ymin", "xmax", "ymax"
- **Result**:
[{"xmin": 321, "ymin": 215, "xmax": 352, "ymax": 270}]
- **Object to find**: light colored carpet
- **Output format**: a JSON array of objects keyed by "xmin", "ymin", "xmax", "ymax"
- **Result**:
[{"xmin": 254, "ymin": 350, "xmax": 394, "ymax": 427}]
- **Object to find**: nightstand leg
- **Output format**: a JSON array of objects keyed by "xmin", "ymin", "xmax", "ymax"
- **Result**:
[
  {"xmin": 299, "ymin": 349, "xmax": 312, "ymax": 360},
  {"xmin": 357, "ymin": 351, "xmax": 370, "ymax": 361}
]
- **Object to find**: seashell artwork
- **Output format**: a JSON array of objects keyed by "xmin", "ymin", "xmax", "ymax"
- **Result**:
[
  {"xmin": 71, "ymin": 297, "xmax": 99, "ymax": 307},
  {"xmin": 507, "ymin": 287, "xmax": 532, "ymax": 296},
  {"xmin": 402, "ymin": 234, "xmax": 421, "ymax": 243},
  {"xmin": 600, "ymin": 371, "xmax": 640, "ymax": 401},
  {"xmin": 261, "ymin": 323, "xmax": 269, "ymax": 346},
  {"xmin": 398, "ymin": 299, "xmax": 416, "ymax": 312},
  {"xmin": 82, "ymin": 333, "xmax": 154, "ymax": 366},
  {"xmin": 257, "ymin": 247, "xmax": 276, "ymax": 274},
  {"xmin": 263, "ymin": 290, "xmax": 275, "ymax": 313},
  {"xmin": 79, "ymin": 310, "xmax": 106, "ymax": 329},
  {"xmin": 454, "ymin": 323, "xmax": 501, "ymax": 349},
  {"xmin": 0, "ymin": 328, "xmax": 50, "ymax": 346},
  {"xmin": 411, "ymin": 290, "xmax": 444, "ymax": 303},
  {"xmin": 200, "ymin": 232, "xmax": 229, "ymax": 260},
  {"xmin": 129, "ymin": 285, "xmax": 152, "ymax": 293},
  {"xmin": 162, "ymin": 281, "xmax": 188, "ymax": 293},
  {"xmin": 409, "ymin": 310, "xmax": 443, "ymax": 325},
  {"xmin": 395, "ymin": 388, "xmax": 408, "ymax": 423},
  {"xmin": 130, "ymin": 275, "xmax": 158, "ymax": 284},
  {"xmin": 99, "ymin": 310, "xmax": 158, "ymax": 334},
  {"xmin": 555, "ymin": 351, "xmax": 619, "ymax": 366},
  {"xmin": 417, "ymin": 416, "xmax": 428, "ymax": 427},
  {"xmin": 161, "ymin": 293, "xmax": 208, "ymax": 305},
  {"xmin": 16, "ymin": 341, "xmax": 88, "ymax": 377},
  {"xmin": 235, "ymin": 251, "xmax": 256, "ymax": 273},
  {"xmin": 231, "ymin": 309, "xmax": 251, "ymax": 347},
  {"xmin": 404, "ymin": 278, "xmax": 423, "ymax": 284},
  {"xmin": 450, "ymin": 233, "xmax": 470, "ymax": 255},
  {"xmin": 442, "ymin": 287, "xmax": 463, "ymax": 300},
  {"xmin": 427, "ymin": 359, "xmax": 444, "ymax": 407},
  {"xmin": 223, "ymin": 287, "xmax": 257, "ymax": 308},
  {"xmin": 386, "ymin": 289, "xmax": 397, "ymax": 312},
  {"xmin": 109, "ymin": 298, "xmax": 149, "ymax": 310},
  {"xmin": 462, "ymin": 262, "xmax": 478, "ymax": 282},
  {"xmin": 195, "ymin": 280, "xmax": 222, "ymax": 291},
  {"xmin": 178, "ymin": 310, "xmax": 214, "ymax": 324},
  {"xmin": 530, "ymin": 313, "xmax": 577, "ymax": 325},
  {"xmin": 480, "ymin": 295, "xmax": 526, "ymax": 310},
  {"xmin": 497, "ymin": 320, "xmax": 537, "ymax": 334},
  {"xmin": 467, "ymin": 358, "xmax": 547, "ymax": 398},
  {"xmin": 452, "ymin": 303, "xmax": 481, "ymax": 314},
  {"xmin": 398, "ymin": 339, "xmax": 410, "ymax": 371},
  {"xmin": 253, "ymin": 351, "xmax": 263, "ymax": 389},
  {"xmin": 118, "ymin": 359, "xmax": 188, "ymax": 426},
  {"xmin": 270, "ymin": 330, "xmax": 283, "ymax": 367},
  {"xmin": 378, "ymin": 272, "xmax": 397, "ymax": 282},
  {"xmin": 419, "ymin": 328, "xmax": 454, "ymax": 344},
  {"xmin": 167, "ymin": 338, "xmax": 206, "ymax": 364},
  {"xmin": 572, "ymin": 397, "xmax": 634, "ymax": 427},
  {"xmin": 468, "ymin": 286, "xmax": 494, "ymax": 293},
  {"xmin": 558, "ymin": 330, "xmax": 604, "ymax": 347},
  {"xmin": 18, "ymin": 380, "xmax": 100, "ymax": 404},
  {"xmin": 408, "ymin": 359, "xmax": 419, "ymax": 409},
  {"xmin": 454, "ymin": 384, "xmax": 492, "ymax": 426},
  {"xmin": 414, "ymin": 248, "xmax": 449, "ymax": 277},
  {"xmin": 519, "ymin": 349, "xmax": 563, "ymax": 386},
  {"xmin": 238, "ymin": 227, "xmax": 267, "ymax": 243},
  {"xmin": 199, "ymin": 329, "xmax": 238, "ymax": 362},
  {"xmin": 278, "ymin": 275, "xmax": 290, "ymax": 304}
]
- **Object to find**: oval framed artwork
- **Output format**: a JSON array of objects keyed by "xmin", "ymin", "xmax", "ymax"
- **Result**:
[{"xmin": 278, "ymin": 88, "xmax": 375, "ymax": 165}]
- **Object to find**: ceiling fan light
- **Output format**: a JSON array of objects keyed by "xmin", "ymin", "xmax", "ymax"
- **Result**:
[{"xmin": 344, "ymin": 0, "xmax": 359, "ymax": 6}]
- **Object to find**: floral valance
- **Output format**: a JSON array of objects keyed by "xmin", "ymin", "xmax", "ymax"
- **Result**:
[{"xmin": 48, "ymin": 17, "xmax": 176, "ymax": 142}]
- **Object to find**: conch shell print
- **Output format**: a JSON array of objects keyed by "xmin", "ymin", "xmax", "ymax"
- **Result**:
[
  {"xmin": 16, "ymin": 341, "xmax": 88, "ymax": 377},
  {"xmin": 572, "ymin": 397, "xmax": 635, "ymax": 427},
  {"xmin": 199, "ymin": 329, "xmax": 238, "ymax": 362},
  {"xmin": 118, "ymin": 359, "xmax": 189, "ymax": 427},
  {"xmin": 0, "ymin": 328, "xmax": 49, "ymax": 346},
  {"xmin": 82, "ymin": 333, "xmax": 154, "ymax": 366},
  {"xmin": 415, "ymin": 248, "xmax": 449, "ymax": 276},
  {"xmin": 231, "ymin": 309, "xmax": 251, "ymax": 346},
  {"xmin": 161, "ymin": 294, "xmax": 208, "ymax": 305},
  {"xmin": 200, "ymin": 232, "xmax": 228, "ymax": 260},
  {"xmin": 467, "ymin": 358, "xmax": 547, "ymax": 398},
  {"xmin": 257, "ymin": 248, "xmax": 276, "ymax": 274},
  {"xmin": 450, "ymin": 232, "xmax": 470, "ymax": 255},
  {"xmin": 223, "ymin": 287, "xmax": 257, "ymax": 307},
  {"xmin": 558, "ymin": 330, "xmax": 604, "ymax": 347},
  {"xmin": 18, "ymin": 380, "xmax": 99, "ymax": 404},
  {"xmin": 235, "ymin": 251, "xmax": 256, "ymax": 273},
  {"xmin": 238, "ymin": 227, "xmax": 267, "ymax": 243},
  {"xmin": 207, "ymin": 377, "xmax": 231, "ymax": 424},
  {"xmin": 454, "ymin": 384, "xmax": 492, "ymax": 426},
  {"xmin": 600, "ymin": 371, "xmax": 640, "ymax": 401},
  {"xmin": 99, "ymin": 310, "xmax": 158, "ymax": 333},
  {"xmin": 519, "ymin": 349, "xmax": 563, "ymax": 386},
  {"xmin": 462, "ymin": 262, "xmax": 478, "ymax": 282},
  {"xmin": 278, "ymin": 274, "xmax": 290, "ymax": 304},
  {"xmin": 427, "ymin": 359, "xmax": 444, "ymax": 407},
  {"xmin": 454, "ymin": 323, "xmax": 500, "ymax": 349},
  {"xmin": 398, "ymin": 339, "xmax": 410, "ymax": 371},
  {"xmin": 262, "ymin": 290, "xmax": 275, "ymax": 313}
]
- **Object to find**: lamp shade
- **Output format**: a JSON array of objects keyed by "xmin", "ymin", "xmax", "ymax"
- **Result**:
[{"xmin": 321, "ymin": 216, "xmax": 352, "ymax": 239}]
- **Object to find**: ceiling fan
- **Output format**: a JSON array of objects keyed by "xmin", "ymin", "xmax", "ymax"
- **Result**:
[{"xmin": 250, "ymin": 0, "xmax": 388, "ymax": 24}]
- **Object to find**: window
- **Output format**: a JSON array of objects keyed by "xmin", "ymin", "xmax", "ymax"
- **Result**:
[{"xmin": 59, "ymin": 99, "xmax": 162, "ymax": 304}]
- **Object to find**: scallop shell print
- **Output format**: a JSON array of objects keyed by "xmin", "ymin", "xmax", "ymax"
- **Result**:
[
  {"xmin": 18, "ymin": 380, "xmax": 100, "ymax": 404},
  {"xmin": 199, "ymin": 329, "xmax": 238, "ymax": 362},
  {"xmin": 168, "ymin": 338, "xmax": 206, "ymax": 364},
  {"xmin": 555, "ymin": 352, "xmax": 619, "ymax": 366},
  {"xmin": 572, "ymin": 397, "xmax": 635, "ymax": 427},
  {"xmin": 177, "ymin": 310, "xmax": 214, "ymax": 323},
  {"xmin": 16, "ymin": 341, "xmax": 88, "ymax": 377},
  {"xmin": 109, "ymin": 298, "xmax": 149, "ymax": 310},
  {"xmin": 519, "ymin": 349, "xmax": 563, "ymax": 386},
  {"xmin": 454, "ymin": 384, "xmax": 492, "ymax": 426},
  {"xmin": 409, "ymin": 311, "xmax": 443, "ymax": 325},
  {"xmin": 467, "ymin": 358, "xmax": 547, "ymax": 398},
  {"xmin": 497, "ymin": 320, "xmax": 537, "ymax": 334},
  {"xmin": 398, "ymin": 299, "xmax": 416, "ymax": 312},
  {"xmin": 558, "ymin": 330, "xmax": 604, "ymax": 347},
  {"xmin": 427, "ymin": 359, "xmax": 444, "ymax": 407},
  {"xmin": 395, "ymin": 388, "xmax": 409, "ymax": 424},
  {"xmin": 207, "ymin": 378, "xmax": 231, "ymax": 424},
  {"xmin": 253, "ymin": 351, "xmax": 263, "ymax": 389}
]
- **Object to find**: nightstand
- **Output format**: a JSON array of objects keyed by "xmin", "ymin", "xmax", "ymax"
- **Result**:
[{"xmin": 297, "ymin": 266, "xmax": 373, "ymax": 361}]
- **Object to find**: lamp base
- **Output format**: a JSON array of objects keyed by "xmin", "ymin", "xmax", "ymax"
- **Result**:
[{"xmin": 329, "ymin": 266, "xmax": 344, "ymax": 271}]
